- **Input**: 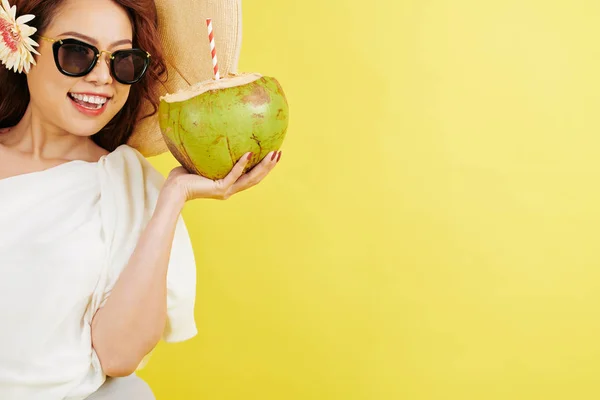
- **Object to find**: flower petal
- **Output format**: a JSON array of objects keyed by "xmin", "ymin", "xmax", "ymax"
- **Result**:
[
  {"xmin": 7, "ymin": 4, "xmax": 15, "ymax": 20},
  {"xmin": 24, "ymin": 36, "xmax": 39, "ymax": 48},
  {"xmin": 0, "ymin": 0, "xmax": 10, "ymax": 13},
  {"xmin": 16, "ymin": 14, "xmax": 34, "ymax": 24},
  {"xmin": 18, "ymin": 24, "xmax": 36, "ymax": 37},
  {"xmin": 0, "ymin": 1, "xmax": 41, "ymax": 74}
]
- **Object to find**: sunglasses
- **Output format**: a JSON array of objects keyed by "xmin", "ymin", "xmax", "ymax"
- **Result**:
[{"xmin": 37, "ymin": 35, "xmax": 151, "ymax": 85}]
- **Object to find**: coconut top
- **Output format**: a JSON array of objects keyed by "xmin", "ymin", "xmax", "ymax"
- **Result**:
[{"xmin": 161, "ymin": 72, "xmax": 263, "ymax": 103}]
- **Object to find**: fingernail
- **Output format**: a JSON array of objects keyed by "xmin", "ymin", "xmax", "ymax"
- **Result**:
[
  {"xmin": 276, "ymin": 151, "xmax": 282, "ymax": 162},
  {"xmin": 247, "ymin": 153, "xmax": 253, "ymax": 161},
  {"xmin": 271, "ymin": 151, "xmax": 277, "ymax": 161}
]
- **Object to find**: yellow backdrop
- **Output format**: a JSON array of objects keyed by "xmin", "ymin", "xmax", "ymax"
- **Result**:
[{"xmin": 139, "ymin": 0, "xmax": 600, "ymax": 399}]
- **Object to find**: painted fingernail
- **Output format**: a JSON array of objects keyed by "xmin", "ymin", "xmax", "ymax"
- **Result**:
[
  {"xmin": 247, "ymin": 153, "xmax": 253, "ymax": 161},
  {"xmin": 271, "ymin": 151, "xmax": 277, "ymax": 161},
  {"xmin": 276, "ymin": 151, "xmax": 282, "ymax": 162}
]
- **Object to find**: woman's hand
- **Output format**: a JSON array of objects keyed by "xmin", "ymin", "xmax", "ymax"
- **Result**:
[{"xmin": 163, "ymin": 150, "xmax": 282, "ymax": 204}]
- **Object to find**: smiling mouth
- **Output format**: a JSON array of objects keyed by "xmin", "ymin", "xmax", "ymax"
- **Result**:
[{"xmin": 68, "ymin": 93, "xmax": 110, "ymax": 110}]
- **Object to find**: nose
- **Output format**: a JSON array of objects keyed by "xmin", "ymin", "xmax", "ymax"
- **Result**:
[{"xmin": 85, "ymin": 51, "xmax": 113, "ymax": 86}]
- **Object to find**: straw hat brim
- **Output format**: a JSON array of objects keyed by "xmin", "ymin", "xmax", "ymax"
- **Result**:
[{"xmin": 127, "ymin": 0, "xmax": 242, "ymax": 157}]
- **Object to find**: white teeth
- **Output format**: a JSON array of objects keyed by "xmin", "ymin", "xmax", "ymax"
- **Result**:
[{"xmin": 70, "ymin": 93, "xmax": 109, "ymax": 105}]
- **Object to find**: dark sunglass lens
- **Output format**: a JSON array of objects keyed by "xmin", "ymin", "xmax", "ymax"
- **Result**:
[
  {"xmin": 58, "ymin": 43, "xmax": 95, "ymax": 75},
  {"xmin": 113, "ymin": 51, "xmax": 148, "ymax": 83}
]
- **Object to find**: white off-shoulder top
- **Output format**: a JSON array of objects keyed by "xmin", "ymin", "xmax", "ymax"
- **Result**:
[{"xmin": 0, "ymin": 145, "xmax": 197, "ymax": 400}]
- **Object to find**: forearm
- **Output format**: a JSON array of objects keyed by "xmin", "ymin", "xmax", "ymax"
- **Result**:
[{"xmin": 91, "ymin": 186, "xmax": 185, "ymax": 377}]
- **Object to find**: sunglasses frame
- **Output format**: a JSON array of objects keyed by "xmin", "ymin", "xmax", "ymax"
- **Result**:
[{"xmin": 37, "ymin": 35, "xmax": 151, "ymax": 85}]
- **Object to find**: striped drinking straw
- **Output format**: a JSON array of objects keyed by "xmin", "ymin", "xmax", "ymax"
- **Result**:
[{"xmin": 206, "ymin": 18, "xmax": 220, "ymax": 80}]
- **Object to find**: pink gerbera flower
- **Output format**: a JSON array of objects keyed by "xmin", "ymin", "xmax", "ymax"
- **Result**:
[{"xmin": 0, "ymin": 0, "xmax": 39, "ymax": 74}]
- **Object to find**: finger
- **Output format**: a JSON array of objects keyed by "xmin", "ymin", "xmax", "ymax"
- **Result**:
[
  {"xmin": 221, "ymin": 152, "xmax": 252, "ymax": 188},
  {"xmin": 231, "ymin": 150, "xmax": 280, "ymax": 193}
]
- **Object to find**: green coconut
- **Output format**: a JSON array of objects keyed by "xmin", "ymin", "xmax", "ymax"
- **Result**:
[{"xmin": 159, "ymin": 72, "xmax": 289, "ymax": 180}]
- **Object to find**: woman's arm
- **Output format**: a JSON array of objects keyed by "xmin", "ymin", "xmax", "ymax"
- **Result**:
[
  {"xmin": 91, "ymin": 184, "xmax": 185, "ymax": 377},
  {"xmin": 91, "ymin": 150, "xmax": 280, "ymax": 377}
]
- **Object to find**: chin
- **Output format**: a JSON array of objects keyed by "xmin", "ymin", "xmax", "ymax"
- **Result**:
[
  {"xmin": 67, "ymin": 122, "xmax": 111, "ymax": 138},
  {"xmin": 64, "ymin": 110, "xmax": 122, "ymax": 138}
]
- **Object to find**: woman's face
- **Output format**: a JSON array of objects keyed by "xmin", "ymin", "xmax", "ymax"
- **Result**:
[{"xmin": 26, "ymin": 0, "xmax": 133, "ymax": 137}]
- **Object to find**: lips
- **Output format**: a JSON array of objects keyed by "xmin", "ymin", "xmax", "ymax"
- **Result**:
[{"xmin": 68, "ymin": 92, "xmax": 112, "ymax": 116}]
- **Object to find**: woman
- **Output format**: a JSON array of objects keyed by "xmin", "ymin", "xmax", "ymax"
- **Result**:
[{"xmin": 0, "ymin": 0, "xmax": 280, "ymax": 399}]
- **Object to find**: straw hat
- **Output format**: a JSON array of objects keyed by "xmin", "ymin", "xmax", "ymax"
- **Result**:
[{"xmin": 127, "ymin": 0, "xmax": 243, "ymax": 157}]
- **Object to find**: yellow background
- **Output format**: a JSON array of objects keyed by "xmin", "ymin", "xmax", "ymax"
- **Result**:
[{"xmin": 139, "ymin": 0, "xmax": 600, "ymax": 399}]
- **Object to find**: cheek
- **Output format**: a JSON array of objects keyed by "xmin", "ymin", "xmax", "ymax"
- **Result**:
[
  {"xmin": 32, "ymin": 50, "xmax": 59, "ymax": 79},
  {"xmin": 28, "ymin": 54, "xmax": 69, "ymax": 99},
  {"xmin": 112, "ymin": 86, "xmax": 131, "ymax": 109}
]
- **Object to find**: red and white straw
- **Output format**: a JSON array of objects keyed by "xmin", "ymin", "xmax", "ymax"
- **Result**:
[{"xmin": 206, "ymin": 18, "xmax": 220, "ymax": 80}]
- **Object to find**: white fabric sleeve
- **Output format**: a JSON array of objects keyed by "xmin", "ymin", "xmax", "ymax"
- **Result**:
[
  {"xmin": 91, "ymin": 145, "xmax": 198, "ymax": 349},
  {"xmin": 161, "ymin": 215, "xmax": 198, "ymax": 343}
]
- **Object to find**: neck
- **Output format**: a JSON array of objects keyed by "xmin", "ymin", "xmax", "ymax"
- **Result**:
[{"xmin": 2, "ymin": 105, "xmax": 96, "ymax": 162}]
